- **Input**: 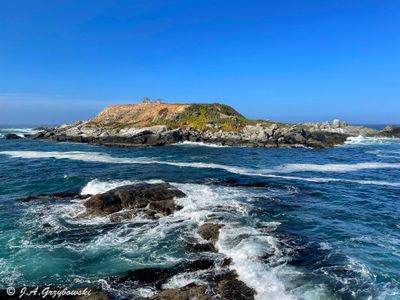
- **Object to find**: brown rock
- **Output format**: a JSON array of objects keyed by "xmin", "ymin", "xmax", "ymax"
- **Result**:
[
  {"xmin": 214, "ymin": 271, "xmax": 256, "ymax": 300},
  {"xmin": 150, "ymin": 283, "xmax": 211, "ymax": 300},
  {"xmin": 197, "ymin": 223, "xmax": 224, "ymax": 242}
]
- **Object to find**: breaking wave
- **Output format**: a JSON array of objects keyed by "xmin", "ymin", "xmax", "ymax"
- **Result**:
[
  {"xmin": 1, "ymin": 151, "xmax": 400, "ymax": 187},
  {"xmin": 272, "ymin": 162, "xmax": 400, "ymax": 173},
  {"xmin": 173, "ymin": 141, "xmax": 230, "ymax": 147},
  {"xmin": 345, "ymin": 135, "xmax": 400, "ymax": 145},
  {"xmin": 0, "ymin": 127, "xmax": 39, "ymax": 137}
]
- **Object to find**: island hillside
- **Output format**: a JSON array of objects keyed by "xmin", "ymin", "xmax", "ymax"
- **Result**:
[
  {"xmin": 28, "ymin": 101, "xmax": 399, "ymax": 148},
  {"xmin": 89, "ymin": 102, "xmax": 258, "ymax": 131}
]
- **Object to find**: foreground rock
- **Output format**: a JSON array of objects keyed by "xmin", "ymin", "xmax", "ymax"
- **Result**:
[
  {"xmin": 83, "ymin": 183, "xmax": 186, "ymax": 220},
  {"xmin": 146, "ymin": 270, "xmax": 255, "ymax": 300},
  {"xmin": 114, "ymin": 258, "xmax": 255, "ymax": 300},
  {"xmin": 197, "ymin": 223, "xmax": 224, "ymax": 242}
]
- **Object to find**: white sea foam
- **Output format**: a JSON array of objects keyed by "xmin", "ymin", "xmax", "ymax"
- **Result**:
[
  {"xmin": 217, "ymin": 226, "xmax": 296, "ymax": 300},
  {"xmin": 345, "ymin": 135, "xmax": 400, "ymax": 145},
  {"xmin": 81, "ymin": 179, "xmax": 137, "ymax": 195},
  {"xmin": 162, "ymin": 271, "xmax": 208, "ymax": 290},
  {"xmin": 172, "ymin": 183, "xmax": 297, "ymax": 299},
  {"xmin": 0, "ymin": 258, "xmax": 23, "ymax": 286},
  {"xmin": 319, "ymin": 242, "xmax": 332, "ymax": 250},
  {"xmin": 173, "ymin": 141, "xmax": 230, "ymax": 147},
  {"xmin": 0, "ymin": 127, "xmax": 40, "ymax": 137},
  {"xmin": 1, "ymin": 151, "xmax": 400, "ymax": 187},
  {"xmin": 366, "ymin": 150, "xmax": 400, "ymax": 159},
  {"xmin": 80, "ymin": 178, "xmax": 165, "ymax": 195},
  {"xmin": 255, "ymin": 174, "xmax": 400, "ymax": 187},
  {"xmin": 272, "ymin": 162, "xmax": 400, "ymax": 173}
]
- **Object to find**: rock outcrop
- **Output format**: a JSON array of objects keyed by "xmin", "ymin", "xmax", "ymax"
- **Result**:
[
  {"xmin": 197, "ymin": 223, "xmax": 224, "ymax": 242},
  {"xmin": 83, "ymin": 183, "xmax": 186, "ymax": 220},
  {"xmin": 12, "ymin": 181, "xmax": 256, "ymax": 300},
  {"xmin": 147, "ymin": 271, "xmax": 255, "ymax": 300},
  {"xmin": 378, "ymin": 125, "xmax": 400, "ymax": 138},
  {"xmin": 113, "ymin": 259, "xmax": 255, "ymax": 300},
  {"xmin": 30, "ymin": 102, "xmax": 396, "ymax": 148}
]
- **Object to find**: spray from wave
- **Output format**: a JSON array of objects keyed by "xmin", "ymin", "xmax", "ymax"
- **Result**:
[
  {"xmin": 0, "ymin": 128, "xmax": 39, "ymax": 138},
  {"xmin": 173, "ymin": 141, "xmax": 230, "ymax": 147},
  {"xmin": 1, "ymin": 151, "xmax": 400, "ymax": 187},
  {"xmin": 345, "ymin": 136, "xmax": 400, "ymax": 145}
]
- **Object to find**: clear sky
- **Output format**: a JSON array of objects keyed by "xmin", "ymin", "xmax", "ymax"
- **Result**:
[{"xmin": 1, "ymin": 0, "xmax": 399, "ymax": 125}]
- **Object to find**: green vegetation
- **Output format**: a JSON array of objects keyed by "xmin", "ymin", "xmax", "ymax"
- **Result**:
[{"xmin": 152, "ymin": 103, "xmax": 254, "ymax": 132}]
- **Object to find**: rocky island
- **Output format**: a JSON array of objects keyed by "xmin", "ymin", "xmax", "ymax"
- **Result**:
[{"xmin": 28, "ymin": 100, "xmax": 399, "ymax": 148}]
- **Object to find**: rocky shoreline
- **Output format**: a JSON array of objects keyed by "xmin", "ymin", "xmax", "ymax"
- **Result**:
[
  {"xmin": 3, "ymin": 101, "xmax": 399, "ymax": 148},
  {"xmin": 5, "ymin": 183, "xmax": 257, "ymax": 300},
  {"xmin": 22, "ymin": 120, "xmax": 398, "ymax": 149}
]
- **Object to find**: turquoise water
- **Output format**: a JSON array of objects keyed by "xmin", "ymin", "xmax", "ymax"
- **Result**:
[{"xmin": 0, "ymin": 128, "xmax": 399, "ymax": 299}]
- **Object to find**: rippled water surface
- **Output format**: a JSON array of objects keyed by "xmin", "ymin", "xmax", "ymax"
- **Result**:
[{"xmin": 0, "ymin": 128, "xmax": 399, "ymax": 299}]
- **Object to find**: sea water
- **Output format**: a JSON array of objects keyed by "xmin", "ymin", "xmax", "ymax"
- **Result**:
[{"xmin": 0, "ymin": 127, "xmax": 399, "ymax": 299}]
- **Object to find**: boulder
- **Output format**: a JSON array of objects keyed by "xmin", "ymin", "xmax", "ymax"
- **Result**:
[
  {"xmin": 185, "ymin": 242, "xmax": 216, "ymax": 252},
  {"xmin": 197, "ymin": 223, "xmax": 224, "ymax": 242},
  {"xmin": 149, "ymin": 284, "xmax": 211, "ymax": 300},
  {"xmin": 147, "ymin": 270, "xmax": 255, "ymax": 300},
  {"xmin": 214, "ymin": 271, "xmax": 256, "ymax": 300},
  {"xmin": 84, "ymin": 183, "xmax": 186, "ymax": 219}
]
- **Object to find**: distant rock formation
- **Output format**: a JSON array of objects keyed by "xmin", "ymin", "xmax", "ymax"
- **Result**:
[{"xmin": 29, "ymin": 101, "xmax": 397, "ymax": 148}]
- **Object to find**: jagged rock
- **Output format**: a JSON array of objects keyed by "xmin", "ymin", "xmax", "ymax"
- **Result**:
[
  {"xmin": 83, "ymin": 183, "xmax": 186, "ymax": 219},
  {"xmin": 148, "ymin": 284, "xmax": 211, "ymax": 300},
  {"xmin": 75, "ymin": 291, "xmax": 110, "ymax": 300},
  {"xmin": 213, "ymin": 271, "xmax": 255, "ymax": 300},
  {"xmin": 197, "ymin": 223, "xmax": 224, "ymax": 242},
  {"xmin": 42, "ymin": 223, "xmax": 52, "ymax": 228},
  {"xmin": 379, "ymin": 125, "xmax": 400, "ymax": 137},
  {"xmin": 185, "ymin": 242, "xmax": 216, "ymax": 252},
  {"xmin": 146, "ymin": 270, "xmax": 255, "ymax": 300},
  {"xmin": 30, "ymin": 102, "xmax": 388, "ymax": 148}
]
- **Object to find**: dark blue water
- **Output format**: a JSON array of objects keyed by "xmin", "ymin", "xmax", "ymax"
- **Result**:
[{"xmin": 0, "ymin": 128, "xmax": 399, "ymax": 299}]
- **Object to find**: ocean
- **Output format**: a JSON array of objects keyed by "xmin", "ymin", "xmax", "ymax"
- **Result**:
[{"xmin": 0, "ymin": 127, "xmax": 399, "ymax": 299}]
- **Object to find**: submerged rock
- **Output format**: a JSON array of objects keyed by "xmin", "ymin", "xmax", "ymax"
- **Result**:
[
  {"xmin": 185, "ymin": 242, "xmax": 216, "ymax": 252},
  {"xmin": 83, "ymin": 183, "xmax": 186, "ymax": 219},
  {"xmin": 4, "ymin": 133, "xmax": 22, "ymax": 139},
  {"xmin": 118, "ymin": 267, "xmax": 177, "ymax": 290},
  {"xmin": 19, "ymin": 192, "xmax": 83, "ymax": 202}
]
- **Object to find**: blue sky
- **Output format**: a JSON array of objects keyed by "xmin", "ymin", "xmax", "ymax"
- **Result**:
[{"xmin": 0, "ymin": 0, "xmax": 399, "ymax": 124}]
